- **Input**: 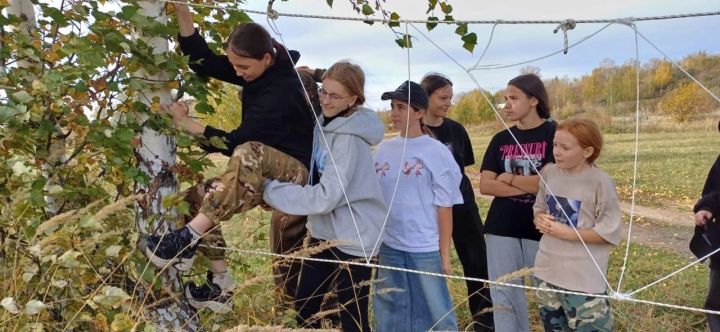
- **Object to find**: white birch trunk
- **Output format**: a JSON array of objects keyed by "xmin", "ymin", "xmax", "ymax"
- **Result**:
[{"xmin": 132, "ymin": 1, "xmax": 197, "ymax": 330}]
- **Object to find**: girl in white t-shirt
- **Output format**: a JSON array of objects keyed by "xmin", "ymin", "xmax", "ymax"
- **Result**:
[
  {"xmin": 372, "ymin": 80, "xmax": 463, "ymax": 332},
  {"xmin": 533, "ymin": 117, "xmax": 622, "ymax": 331}
]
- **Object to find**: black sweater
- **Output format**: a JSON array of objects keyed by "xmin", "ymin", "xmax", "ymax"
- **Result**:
[
  {"xmin": 178, "ymin": 29, "xmax": 314, "ymax": 169},
  {"xmin": 694, "ymin": 154, "xmax": 720, "ymax": 269}
]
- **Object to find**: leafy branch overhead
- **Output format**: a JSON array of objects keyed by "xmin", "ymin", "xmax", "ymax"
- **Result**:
[{"xmin": 333, "ymin": 0, "xmax": 478, "ymax": 52}]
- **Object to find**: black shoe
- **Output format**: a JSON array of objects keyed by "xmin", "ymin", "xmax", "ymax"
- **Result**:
[
  {"xmin": 185, "ymin": 271, "xmax": 233, "ymax": 314},
  {"xmin": 144, "ymin": 227, "xmax": 197, "ymax": 271}
]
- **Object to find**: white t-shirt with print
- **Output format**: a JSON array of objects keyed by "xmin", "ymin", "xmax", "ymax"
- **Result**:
[{"xmin": 374, "ymin": 135, "xmax": 463, "ymax": 252}]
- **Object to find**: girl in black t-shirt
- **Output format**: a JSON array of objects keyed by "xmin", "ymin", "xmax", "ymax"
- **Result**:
[
  {"xmin": 421, "ymin": 73, "xmax": 494, "ymax": 332},
  {"xmin": 479, "ymin": 74, "xmax": 556, "ymax": 332}
]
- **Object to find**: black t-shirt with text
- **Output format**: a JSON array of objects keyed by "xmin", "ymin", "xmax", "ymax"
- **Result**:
[
  {"xmin": 481, "ymin": 120, "xmax": 556, "ymax": 241},
  {"xmin": 427, "ymin": 118, "xmax": 476, "ymax": 205}
]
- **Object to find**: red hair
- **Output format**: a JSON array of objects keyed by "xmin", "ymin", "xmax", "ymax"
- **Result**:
[{"xmin": 557, "ymin": 117, "xmax": 603, "ymax": 163}]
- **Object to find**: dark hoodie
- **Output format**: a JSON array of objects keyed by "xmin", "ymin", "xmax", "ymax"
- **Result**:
[
  {"xmin": 178, "ymin": 29, "xmax": 314, "ymax": 169},
  {"xmin": 693, "ymin": 121, "xmax": 720, "ymax": 269}
]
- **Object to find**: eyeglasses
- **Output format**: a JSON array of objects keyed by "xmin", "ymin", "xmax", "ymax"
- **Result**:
[{"xmin": 319, "ymin": 88, "xmax": 350, "ymax": 102}]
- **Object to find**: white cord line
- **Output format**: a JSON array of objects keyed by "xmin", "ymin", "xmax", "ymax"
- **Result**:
[
  {"xmin": 469, "ymin": 22, "xmax": 614, "ymax": 71},
  {"xmin": 627, "ymin": 246, "xmax": 720, "ymax": 297},
  {"xmin": 411, "ymin": 22, "xmax": 616, "ymax": 294},
  {"xmin": 200, "ymin": 243, "xmax": 720, "ymax": 317},
  {"xmin": 471, "ymin": 23, "xmax": 499, "ymax": 69},
  {"xmin": 631, "ymin": 26, "xmax": 720, "ymax": 104},
  {"xmin": 616, "ymin": 24, "xmax": 642, "ymax": 293},
  {"xmin": 370, "ymin": 20, "xmax": 413, "ymax": 258},
  {"xmin": 265, "ymin": 18, "xmax": 371, "ymax": 263},
  {"xmin": 161, "ymin": 1, "xmax": 720, "ymax": 25}
]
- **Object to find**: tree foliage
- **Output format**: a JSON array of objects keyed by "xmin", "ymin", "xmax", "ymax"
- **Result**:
[
  {"xmin": 0, "ymin": 0, "xmax": 251, "ymax": 329},
  {"xmin": 658, "ymin": 82, "xmax": 715, "ymax": 122},
  {"xmin": 452, "ymin": 53, "xmax": 720, "ymax": 126}
]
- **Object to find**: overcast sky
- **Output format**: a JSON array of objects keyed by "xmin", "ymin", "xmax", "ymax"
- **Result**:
[{"xmin": 237, "ymin": 0, "xmax": 719, "ymax": 110}]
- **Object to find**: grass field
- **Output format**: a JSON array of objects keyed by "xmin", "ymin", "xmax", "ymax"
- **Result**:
[{"xmin": 198, "ymin": 124, "xmax": 718, "ymax": 331}]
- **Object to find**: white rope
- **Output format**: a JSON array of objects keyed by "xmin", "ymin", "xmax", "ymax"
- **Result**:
[
  {"xmin": 616, "ymin": 25, "xmax": 642, "ymax": 293},
  {"xmin": 161, "ymin": 0, "xmax": 720, "ymax": 319},
  {"xmin": 161, "ymin": 1, "xmax": 720, "ymax": 25},
  {"xmin": 470, "ymin": 22, "xmax": 615, "ymax": 71},
  {"xmin": 631, "ymin": 26, "xmax": 720, "ymax": 104},
  {"xmin": 200, "ymin": 243, "xmax": 720, "ymax": 317},
  {"xmin": 470, "ymin": 23, "xmax": 499, "ymax": 69},
  {"xmin": 627, "ymin": 246, "xmax": 720, "ymax": 297},
  {"xmin": 553, "ymin": 19, "xmax": 576, "ymax": 54},
  {"xmin": 264, "ymin": 18, "xmax": 372, "ymax": 263},
  {"xmin": 411, "ymin": 22, "xmax": 616, "ymax": 294}
]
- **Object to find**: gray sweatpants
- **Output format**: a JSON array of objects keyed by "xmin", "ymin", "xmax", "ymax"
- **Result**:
[{"xmin": 486, "ymin": 234, "xmax": 540, "ymax": 332}]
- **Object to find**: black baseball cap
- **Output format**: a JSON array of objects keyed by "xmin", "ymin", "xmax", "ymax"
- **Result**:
[{"xmin": 381, "ymin": 80, "xmax": 429, "ymax": 110}]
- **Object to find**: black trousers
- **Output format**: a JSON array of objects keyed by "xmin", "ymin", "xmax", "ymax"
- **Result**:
[
  {"xmin": 453, "ymin": 201, "xmax": 494, "ymax": 332},
  {"xmin": 709, "ymin": 268, "xmax": 720, "ymax": 332},
  {"xmin": 295, "ymin": 238, "xmax": 373, "ymax": 332}
]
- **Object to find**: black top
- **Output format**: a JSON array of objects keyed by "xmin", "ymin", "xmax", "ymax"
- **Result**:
[
  {"xmin": 178, "ymin": 29, "xmax": 314, "ymax": 170},
  {"xmin": 426, "ymin": 118, "xmax": 476, "ymax": 205},
  {"xmin": 481, "ymin": 120, "xmax": 556, "ymax": 241},
  {"xmin": 694, "ymin": 154, "xmax": 720, "ymax": 269}
]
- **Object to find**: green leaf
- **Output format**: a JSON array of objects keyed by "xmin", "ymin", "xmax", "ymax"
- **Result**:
[
  {"xmin": 93, "ymin": 286, "xmax": 131, "ymax": 309},
  {"xmin": 440, "ymin": 2, "xmax": 453, "ymax": 14},
  {"xmin": 194, "ymin": 101, "xmax": 214, "ymax": 114},
  {"xmin": 105, "ymin": 245, "xmax": 122, "ymax": 257},
  {"xmin": 208, "ymin": 136, "xmax": 228, "ymax": 150},
  {"xmin": 426, "ymin": 16, "xmax": 439, "ymax": 31},
  {"xmin": 38, "ymin": 119, "xmax": 56, "ymax": 137},
  {"xmin": 426, "ymin": 0, "xmax": 438, "ymax": 14},
  {"xmin": 111, "ymin": 313, "xmax": 134, "ymax": 331},
  {"xmin": 389, "ymin": 12, "xmax": 400, "ymax": 28},
  {"xmin": 443, "ymin": 15, "xmax": 454, "ymax": 22},
  {"xmin": 455, "ymin": 23, "xmax": 468, "ymax": 36},
  {"xmin": 394, "ymin": 34, "xmax": 413, "ymax": 49},
  {"xmin": 361, "ymin": 4, "xmax": 373, "ymax": 16},
  {"xmin": 462, "ymin": 32, "xmax": 478, "ymax": 52},
  {"xmin": 11, "ymin": 90, "xmax": 33, "ymax": 104}
]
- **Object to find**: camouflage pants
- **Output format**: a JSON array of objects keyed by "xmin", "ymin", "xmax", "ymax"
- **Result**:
[
  {"xmin": 536, "ymin": 281, "xmax": 613, "ymax": 332},
  {"xmin": 184, "ymin": 142, "xmax": 308, "ymax": 260},
  {"xmin": 199, "ymin": 141, "xmax": 308, "ymax": 223}
]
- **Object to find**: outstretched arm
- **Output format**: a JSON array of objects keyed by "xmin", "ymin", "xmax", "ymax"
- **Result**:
[{"xmin": 173, "ymin": 1, "xmax": 195, "ymax": 37}]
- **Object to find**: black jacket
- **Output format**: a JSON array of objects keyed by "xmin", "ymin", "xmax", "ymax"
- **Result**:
[
  {"xmin": 694, "ymin": 154, "xmax": 720, "ymax": 269},
  {"xmin": 178, "ymin": 29, "xmax": 314, "ymax": 169}
]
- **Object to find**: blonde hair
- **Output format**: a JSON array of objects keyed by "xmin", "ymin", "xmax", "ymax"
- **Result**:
[
  {"xmin": 322, "ymin": 60, "xmax": 365, "ymax": 109},
  {"xmin": 557, "ymin": 117, "xmax": 603, "ymax": 163}
]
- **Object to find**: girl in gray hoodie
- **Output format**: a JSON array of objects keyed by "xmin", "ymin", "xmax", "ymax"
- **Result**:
[{"xmin": 262, "ymin": 61, "xmax": 386, "ymax": 332}]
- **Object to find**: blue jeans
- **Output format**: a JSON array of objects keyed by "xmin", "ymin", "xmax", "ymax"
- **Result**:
[{"xmin": 373, "ymin": 244, "xmax": 457, "ymax": 332}]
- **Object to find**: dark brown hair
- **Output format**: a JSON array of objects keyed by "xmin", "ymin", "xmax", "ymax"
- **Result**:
[
  {"xmin": 421, "ymin": 73, "xmax": 453, "ymax": 97},
  {"xmin": 227, "ymin": 22, "xmax": 288, "ymax": 62},
  {"xmin": 507, "ymin": 74, "xmax": 551, "ymax": 119}
]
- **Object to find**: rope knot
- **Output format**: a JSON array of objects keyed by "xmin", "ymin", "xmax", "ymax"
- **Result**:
[
  {"xmin": 610, "ymin": 291, "xmax": 633, "ymax": 301},
  {"xmin": 553, "ymin": 19, "xmax": 576, "ymax": 54},
  {"xmin": 266, "ymin": 0, "xmax": 279, "ymax": 20}
]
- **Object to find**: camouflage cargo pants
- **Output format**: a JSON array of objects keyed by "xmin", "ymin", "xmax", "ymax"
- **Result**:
[
  {"xmin": 182, "ymin": 141, "xmax": 308, "ymax": 260},
  {"xmin": 536, "ymin": 280, "xmax": 613, "ymax": 332}
]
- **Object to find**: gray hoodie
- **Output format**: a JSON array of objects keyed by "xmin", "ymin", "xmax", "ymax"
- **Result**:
[{"xmin": 263, "ymin": 107, "xmax": 387, "ymax": 258}]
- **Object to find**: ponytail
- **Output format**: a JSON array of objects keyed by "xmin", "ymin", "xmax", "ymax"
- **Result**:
[{"xmin": 271, "ymin": 38, "xmax": 289, "ymax": 63}]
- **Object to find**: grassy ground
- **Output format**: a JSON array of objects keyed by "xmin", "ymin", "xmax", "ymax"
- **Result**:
[{"xmin": 197, "ymin": 123, "xmax": 717, "ymax": 330}]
